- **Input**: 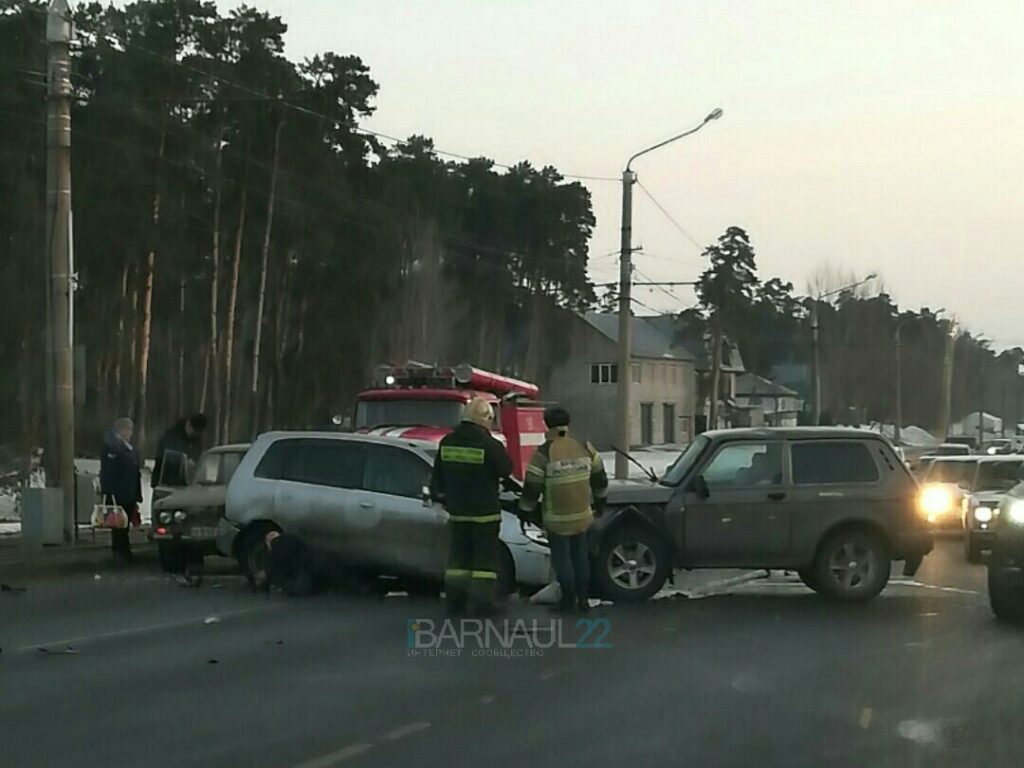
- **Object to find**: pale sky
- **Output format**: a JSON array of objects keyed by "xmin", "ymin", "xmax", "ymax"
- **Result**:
[{"xmin": 118, "ymin": 0, "xmax": 1024, "ymax": 346}]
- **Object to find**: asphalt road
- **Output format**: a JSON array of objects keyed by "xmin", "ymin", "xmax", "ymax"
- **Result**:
[{"xmin": 2, "ymin": 540, "xmax": 1022, "ymax": 768}]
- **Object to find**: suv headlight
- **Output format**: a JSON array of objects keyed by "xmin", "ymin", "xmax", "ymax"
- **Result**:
[
  {"xmin": 1007, "ymin": 500, "xmax": 1024, "ymax": 525},
  {"xmin": 158, "ymin": 511, "xmax": 172, "ymax": 524},
  {"xmin": 919, "ymin": 486, "xmax": 953, "ymax": 521},
  {"xmin": 173, "ymin": 510, "xmax": 188, "ymax": 523},
  {"xmin": 974, "ymin": 506, "xmax": 993, "ymax": 523}
]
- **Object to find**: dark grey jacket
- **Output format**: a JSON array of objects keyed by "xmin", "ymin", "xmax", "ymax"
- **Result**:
[{"xmin": 99, "ymin": 431, "xmax": 142, "ymax": 509}]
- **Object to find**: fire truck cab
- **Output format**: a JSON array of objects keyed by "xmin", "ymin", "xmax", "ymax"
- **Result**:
[{"xmin": 355, "ymin": 363, "xmax": 547, "ymax": 479}]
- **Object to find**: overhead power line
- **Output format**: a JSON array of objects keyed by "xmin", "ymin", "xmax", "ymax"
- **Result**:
[{"xmin": 636, "ymin": 179, "xmax": 706, "ymax": 252}]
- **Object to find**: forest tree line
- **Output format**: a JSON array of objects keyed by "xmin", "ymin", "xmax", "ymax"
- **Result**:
[{"xmin": 2, "ymin": 0, "xmax": 1022, "ymax": 474}]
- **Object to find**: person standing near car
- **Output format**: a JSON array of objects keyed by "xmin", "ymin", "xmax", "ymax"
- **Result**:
[
  {"xmin": 430, "ymin": 397, "xmax": 513, "ymax": 615},
  {"xmin": 152, "ymin": 413, "xmax": 208, "ymax": 485},
  {"xmin": 519, "ymin": 406, "xmax": 608, "ymax": 613},
  {"xmin": 99, "ymin": 417, "xmax": 143, "ymax": 563}
]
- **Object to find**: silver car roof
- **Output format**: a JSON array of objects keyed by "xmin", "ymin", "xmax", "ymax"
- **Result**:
[{"xmin": 255, "ymin": 430, "xmax": 437, "ymax": 454}]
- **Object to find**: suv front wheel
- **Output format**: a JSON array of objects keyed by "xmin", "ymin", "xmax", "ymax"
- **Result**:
[
  {"xmin": 595, "ymin": 524, "xmax": 669, "ymax": 602},
  {"xmin": 811, "ymin": 528, "xmax": 890, "ymax": 602}
]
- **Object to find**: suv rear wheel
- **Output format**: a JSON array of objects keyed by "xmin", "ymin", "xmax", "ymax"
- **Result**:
[
  {"xmin": 812, "ymin": 528, "xmax": 890, "ymax": 602},
  {"xmin": 595, "ymin": 524, "xmax": 669, "ymax": 602}
]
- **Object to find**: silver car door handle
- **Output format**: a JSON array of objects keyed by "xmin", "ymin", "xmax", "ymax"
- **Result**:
[{"xmin": 359, "ymin": 501, "xmax": 374, "ymax": 509}]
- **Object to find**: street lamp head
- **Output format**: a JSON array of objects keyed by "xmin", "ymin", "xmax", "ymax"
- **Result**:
[{"xmin": 705, "ymin": 108, "xmax": 724, "ymax": 122}]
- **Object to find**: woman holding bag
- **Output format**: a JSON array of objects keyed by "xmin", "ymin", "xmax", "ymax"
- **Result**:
[{"xmin": 99, "ymin": 417, "xmax": 143, "ymax": 563}]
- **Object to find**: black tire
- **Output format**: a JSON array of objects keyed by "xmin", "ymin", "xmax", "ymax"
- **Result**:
[
  {"xmin": 964, "ymin": 533, "xmax": 982, "ymax": 564},
  {"xmin": 988, "ymin": 559, "xmax": 1024, "ymax": 623},
  {"xmin": 157, "ymin": 541, "xmax": 186, "ymax": 574},
  {"xmin": 405, "ymin": 577, "xmax": 442, "ymax": 601},
  {"xmin": 237, "ymin": 524, "xmax": 278, "ymax": 590},
  {"xmin": 811, "ymin": 528, "xmax": 890, "ymax": 602},
  {"xmin": 594, "ymin": 524, "xmax": 670, "ymax": 603},
  {"xmin": 797, "ymin": 568, "xmax": 820, "ymax": 593}
]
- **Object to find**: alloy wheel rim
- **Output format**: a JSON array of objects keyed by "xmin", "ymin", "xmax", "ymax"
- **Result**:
[
  {"xmin": 608, "ymin": 542, "xmax": 657, "ymax": 590},
  {"xmin": 828, "ymin": 540, "xmax": 876, "ymax": 592}
]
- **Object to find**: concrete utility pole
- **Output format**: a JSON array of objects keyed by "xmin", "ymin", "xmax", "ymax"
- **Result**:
[
  {"xmin": 614, "ymin": 168, "xmax": 635, "ymax": 479},
  {"xmin": 614, "ymin": 109, "xmax": 722, "ymax": 479},
  {"xmin": 45, "ymin": 0, "xmax": 76, "ymax": 543}
]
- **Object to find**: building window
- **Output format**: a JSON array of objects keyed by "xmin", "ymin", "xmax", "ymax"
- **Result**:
[
  {"xmin": 631, "ymin": 363, "xmax": 641, "ymax": 384},
  {"xmin": 590, "ymin": 363, "xmax": 618, "ymax": 385}
]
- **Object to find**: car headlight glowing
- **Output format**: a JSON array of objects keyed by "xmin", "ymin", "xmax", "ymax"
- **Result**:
[
  {"xmin": 974, "ymin": 506, "xmax": 993, "ymax": 523},
  {"xmin": 1007, "ymin": 501, "xmax": 1024, "ymax": 525},
  {"xmin": 158, "ymin": 511, "xmax": 172, "ymax": 523},
  {"xmin": 173, "ymin": 510, "xmax": 188, "ymax": 523},
  {"xmin": 919, "ymin": 486, "xmax": 953, "ymax": 521}
]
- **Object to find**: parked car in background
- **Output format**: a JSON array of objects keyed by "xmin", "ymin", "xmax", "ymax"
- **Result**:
[
  {"xmin": 987, "ymin": 486, "xmax": 1024, "ymax": 622},
  {"xmin": 151, "ymin": 444, "xmax": 249, "ymax": 573},
  {"xmin": 983, "ymin": 438, "xmax": 1017, "ymax": 455},
  {"xmin": 220, "ymin": 432, "xmax": 550, "ymax": 593},
  {"xmin": 590, "ymin": 428, "xmax": 933, "ymax": 603},
  {"xmin": 962, "ymin": 456, "xmax": 1024, "ymax": 562},
  {"xmin": 918, "ymin": 455, "xmax": 981, "ymax": 528},
  {"xmin": 945, "ymin": 435, "xmax": 979, "ymax": 452}
]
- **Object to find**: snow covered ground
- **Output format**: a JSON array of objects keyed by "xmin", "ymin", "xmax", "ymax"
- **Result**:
[{"xmin": 0, "ymin": 458, "xmax": 154, "ymax": 536}]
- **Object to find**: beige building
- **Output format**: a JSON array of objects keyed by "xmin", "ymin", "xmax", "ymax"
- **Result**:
[{"xmin": 542, "ymin": 313, "xmax": 699, "ymax": 450}]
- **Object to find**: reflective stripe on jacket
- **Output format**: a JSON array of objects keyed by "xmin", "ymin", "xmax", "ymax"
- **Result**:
[
  {"xmin": 520, "ymin": 428, "xmax": 608, "ymax": 536},
  {"xmin": 429, "ymin": 421, "xmax": 514, "ymax": 519}
]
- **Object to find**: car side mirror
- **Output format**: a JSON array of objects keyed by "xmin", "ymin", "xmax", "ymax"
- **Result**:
[
  {"xmin": 422, "ymin": 485, "xmax": 432, "ymax": 508},
  {"xmin": 691, "ymin": 475, "xmax": 710, "ymax": 500}
]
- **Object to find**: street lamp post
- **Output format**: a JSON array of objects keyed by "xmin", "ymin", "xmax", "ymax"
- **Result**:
[
  {"xmin": 614, "ymin": 108, "xmax": 723, "ymax": 479},
  {"xmin": 809, "ymin": 273, "xmax": 877, "ymax": 426}
]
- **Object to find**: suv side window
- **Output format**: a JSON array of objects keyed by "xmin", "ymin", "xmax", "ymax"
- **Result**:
[
  {"xmin": 700, "ymin": 442, "xmax": 783, "ymax": 489},
  {"xmin": 281, "ymin": 439, "xmax": 366, "ymax": 489},
  {"xmin": 791, "ymin": 440, "xmax": 879, "ymax": 485},
  {"xmin": 254, "ymin": 439, "xmax": 294, "ymax": 480},
  {"xmin": 364, "ymin": 446, "xmax": 430, "ymax": 498}
]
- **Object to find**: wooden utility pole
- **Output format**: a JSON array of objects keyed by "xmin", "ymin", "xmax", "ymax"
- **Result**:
[
  {"xmin": 938, "ymin": 320, "xmax": 956, "ymax": 439},
  {"xmin": 45, "ymin": 0, "xmax": 76, "ymax": 543}
]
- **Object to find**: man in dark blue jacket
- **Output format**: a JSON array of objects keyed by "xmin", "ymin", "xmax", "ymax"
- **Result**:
[{"xmin": 99, "ymin": 417, "xmax": 142, "ymax": 562}]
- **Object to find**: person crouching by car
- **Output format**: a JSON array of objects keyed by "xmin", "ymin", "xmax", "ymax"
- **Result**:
[
  {"xmin": 518, "ymin": 406, "xmax": 608, "ymax": 613},
  {"xmin": 99, "ymin": 417, "xmax": 143, "ymax": 563}
]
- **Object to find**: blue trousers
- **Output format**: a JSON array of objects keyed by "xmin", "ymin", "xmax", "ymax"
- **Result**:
[{"xmin": 548, "ymin": 531, "xmax": 590, "ymax": 603}]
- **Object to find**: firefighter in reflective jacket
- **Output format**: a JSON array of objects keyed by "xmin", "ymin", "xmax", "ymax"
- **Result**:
[
  {"xmin": 519, "ymin": 406, "xmax": 608, "ymax": 613},
  {"xmin": 430, "ymin": 397, "xmax": 514, "ymax": 614}
]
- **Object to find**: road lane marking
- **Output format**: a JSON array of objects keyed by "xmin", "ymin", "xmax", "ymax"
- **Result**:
[
  {"xmin": 890, "ymin": 579, "xmax": 978, "ymax": 595},
  {"xmin": 382, "ymin": 721, "xmax": 431, "ymax": 741},
  {"xmin": 295, "ymin": 743, "xmax": 373, "ymax": 768},
  {"xmin": 15, "ymin": 603, "xmax": 281, "ymax": 654},
  {"xmin": 859, "ymin": 707, "xmax": 873, "ymax": 729}
]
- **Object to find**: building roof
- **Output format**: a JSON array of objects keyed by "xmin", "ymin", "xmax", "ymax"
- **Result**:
[
  {"xmin": 735, "ymin": 373, "xmax": 798, "ymax": 398},
  {"xmin": 582, "ymin": 312, "xmax": 695, "ymax": 362}
]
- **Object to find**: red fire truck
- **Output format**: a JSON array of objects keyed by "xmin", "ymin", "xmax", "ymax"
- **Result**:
[{"xmin": 355, "ymin": 363, "xmax": 547, "ymax": 479}]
